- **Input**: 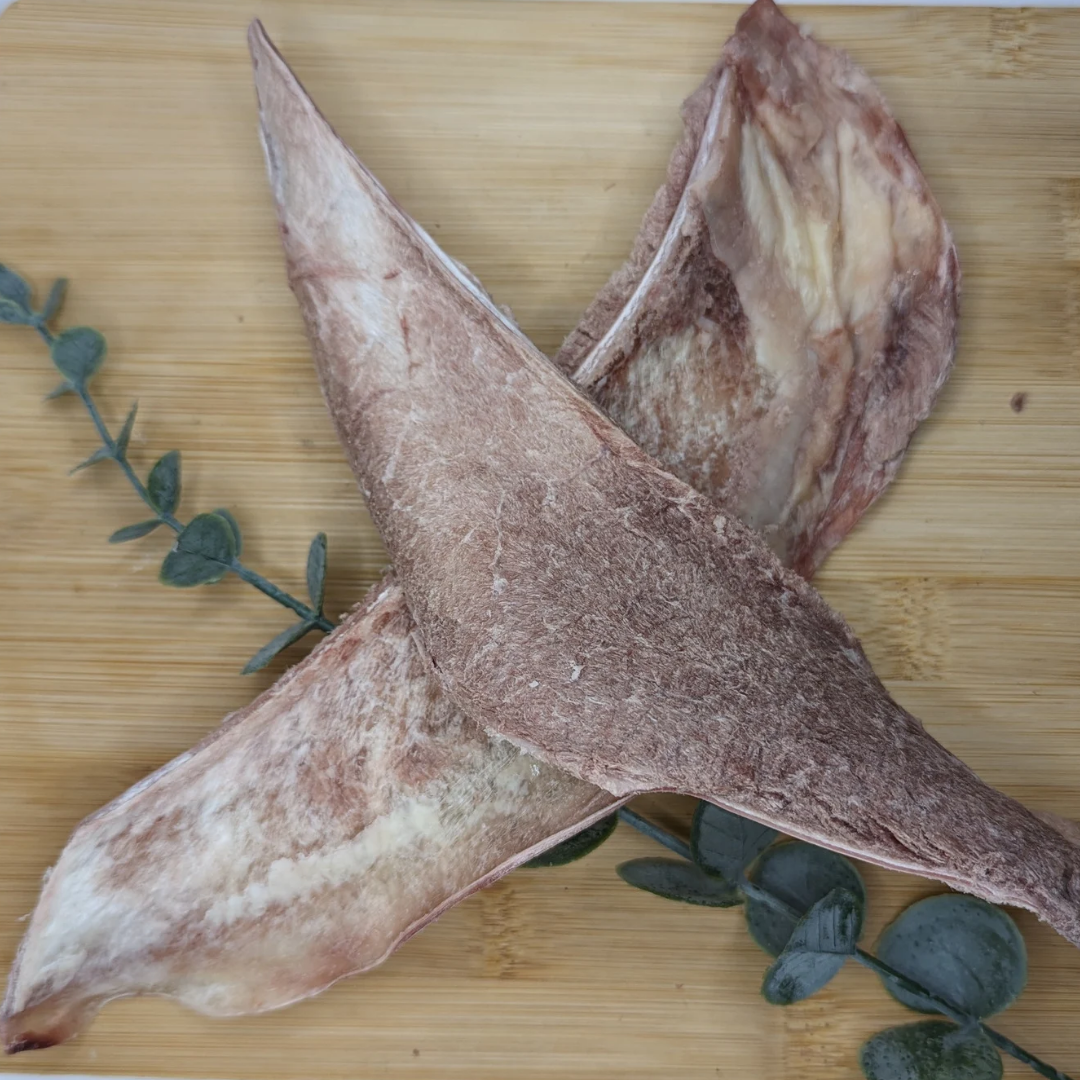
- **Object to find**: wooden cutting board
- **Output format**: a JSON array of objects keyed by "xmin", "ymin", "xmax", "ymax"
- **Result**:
[{"xmin": 1, "ymin": 2, "xmax": 1079, "ymax": 1077}]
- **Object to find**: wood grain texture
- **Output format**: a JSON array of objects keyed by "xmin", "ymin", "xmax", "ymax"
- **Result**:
[{"xmin": 0, "ymin": 2, "xmax": 1077, "ymax": 1077}]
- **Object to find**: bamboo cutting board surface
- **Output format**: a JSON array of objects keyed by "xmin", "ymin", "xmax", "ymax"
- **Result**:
[{"xmin": 1, "ymin": 2, "xmax": 1079, "ymax": 1077}]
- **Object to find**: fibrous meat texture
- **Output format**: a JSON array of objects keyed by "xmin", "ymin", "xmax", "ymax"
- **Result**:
[
  {"xmin": 248, "ymin": 5, "xmax": 1079, "ymax": 945},
  {"xmin": 2, "ymin": 0, "xmax": 970, "ymax": 1052}
]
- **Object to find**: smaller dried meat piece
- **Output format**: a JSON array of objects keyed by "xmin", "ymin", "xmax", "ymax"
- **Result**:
[{"xmin": 559, "ymin": 0, "xmax": 958, "ymax": 577}]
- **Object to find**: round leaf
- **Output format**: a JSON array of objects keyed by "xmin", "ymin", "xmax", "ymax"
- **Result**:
[
  {"xmin": 875, "ymin": 895, "xmax": 1026, "ymax": 1018},
  {"xmin": 746, "ymin": 841, "xmax": 866, "ymax": 956},
  {"xmin": 214, "ymin": 508, "xmax": 243, "ymax": 558},
  {"xmin": 159, "ymin": 512, "xmax": 236, "ymax": 588},
  {"xmin": 691, "ymin": 802, "xmax": 777, "ymax": 884},
  {"xmin": 147, "ymin": 451, "xmax": 181, "ymax": 516},
  {"xmin": 0, "ymin": 265, "xmax": 31, "ymax": 309},
  {"xmin": 761, "ymin": 888, "xmax": 860, "ymax": 1005},
  {"xmin": 50, "ymin": 327, "xmax": 106, "ymax": 387},
  {"xmin": 617, "ymin": 857, "xmax": 742, "ymax": 907},
  {"xmin": 861, "ymin": 1021, "xmax": 1002, "ymax": 1080},
  {"xmin": 0, "ymin": 298, "xmax": 33, "ymax": 325},
  {"xmin": 525, "ymin": 814, "xmax": 618, "ymax": 868}
]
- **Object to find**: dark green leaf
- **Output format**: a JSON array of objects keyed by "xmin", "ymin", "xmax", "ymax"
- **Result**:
[
  {"xmin": 70, "ymin": 445, "xmax": 113, "ymax": 474},
  {"xmin": 147, "ymin": 450, "xmax": 181, "ymax": 515},
  {"xmin": 39, "ymin": 277, "xmax": 68, "ymax": 323},
  {"xmin": 115, "ymin": 402, "xmax": 138, "ymax": 459},
  {"xmin": 242, "ymin": 619, "xmax": 316, "ymax": 675},
  {"xmin": 44, "ymin": 381, "xmax": 74, "ymax": 400},
  {"xmin": 306, "ymin": 531, "xmax": 327, "ymax": 612},
  {"xmin": 525, "ymin": 814, "xmax": 618, "ymax": 868},
  {"xmin": 761, "ymin": 887, "xmax": 860, "ymax": 1005},
  {"xmin": 861, "ymin": 1021, "xmax": 1002, "ymax": 1080},
  {"xmin": 159, "ymin": 512, "xmax": 236, "ymax": 587},
  {"xmin": 617, "ymin": 857, "xmax": 743, "ymax": 907},
  {"xmin": 50, "ymin": 327, "xmax": 106, "ymax": 387},
  {"xmin": 213, "ymin": 508, "xmax": 242, "ymax": 559},
  {"xmin": 691, "ymin": 802, "xmax": 777, "ymax": 884},
  {"xmin": 746, "ymin": 841, "xmax": 866, "ymax": 956},
  {"xmin": 875, "ymin": 895, "xmax": 1026, "ymax": 1019},
  {"xmin": 0, "ymin": 265, "xmax": 32, "ymax": 310},
  {"xmin": 109, "ymin": 519, "xmax": 162, "ymax": 544},
  {"xmin": 0, "ymin": 297, "xmax": 33, "ymax": 325}
]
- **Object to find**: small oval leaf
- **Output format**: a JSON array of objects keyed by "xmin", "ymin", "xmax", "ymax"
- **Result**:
[
  {"xmin": 44, "ymin": 381, "xmax": 74, "ymax": 400},
  {"xmin": 242, "ymin": 619, "xmax": 316, "ymax": 675},
  {"xmin": 213, "ymin": 508, "xmax": 243, "ymax": 559},
  {"xmin": 0, "ymin": 265, "xmax": 32, "ymax": 309},
  {"xmin": 0, "ymin": 298, "xmax": 32, "ymax": 325},
  {"xmin": 525, "ymin": 814, "xmax": 618, "ymax": 868},
  {"xmin": 40, "ymin": 277, "xmax": 68, "ymax": 323},
  {"xmin": 70, "ymin": 445, "xmax": 113, "ymax": 474},
  {"xmin": 50, "ymin": 327, "xmax": 106, "ymax": 387},
  {"xmin": 746, "ymin": 841, "xmax": 866, "ymax": 956},
  {"xmin": 861, "ymin": 1021, "xmax": 1002, "ymax": 1080},
  {"xmin": 761, "ymin": 887, "xmax": 860, "ymax": 1005},
  {"xmin": 617, "ymin": 857, "xmax": 743, "ymax": 907},
  {"xmin": 115, "ymin": 402, "xmax": 139, "ymax": 459},
  {"xmin": 159, "ymin": 512, "xmax": 236, "ymax": 587},
  {"xmin": 147, "ymin": 450, "xmax": 181, "ymax": 516},
  {"xmin": 875, "ymin": 895, "xmax": 1026, "ymax": 1019},
  {"xmin": 306, "ymin": 532, "xmax": 327, "ymax": 612},
  {"xmin": 109, "ymin": 519, "xmax": 162, "ymax": 544},
  {"xmin": 691, "ymin": 802, "xmax": 777, "ymax": 884}
]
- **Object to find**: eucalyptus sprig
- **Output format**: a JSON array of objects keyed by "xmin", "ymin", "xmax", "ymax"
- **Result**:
[
  {"xmin": 0, "ymin": 264, "xmax": 336, "ymax": 673},
  {"xmin": 534, "ymin": 805, "xmax": 1074, "ymax": 1080}
]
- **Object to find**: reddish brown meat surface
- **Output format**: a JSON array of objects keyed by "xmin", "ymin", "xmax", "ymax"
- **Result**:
[
  {"xmin": 248, "ymin": 12, "xmax": 1080, "ymax": 944},
  {"xmin": 3, "ymin": 1, "xmax": 971, "ymax": 1051},
  {"xmin": 558, "ymin": 0, "xmax": 958, "ymax": 577}
]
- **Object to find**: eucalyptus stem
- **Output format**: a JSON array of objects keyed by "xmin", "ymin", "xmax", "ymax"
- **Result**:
[
  {"xmin": 621, "ymin": 809, "xmax": 1075, "ymax": 1080},
  {"xmin": 65, "ymin": 371, "xmax": 331, "ymax": 631},
  {"xmin": 618, "ymin": 806, "xmax": 692, "ymax": 861},
  {"xmin": 1, "ymin": 266, "xmax": 338, "ymax": 672}
]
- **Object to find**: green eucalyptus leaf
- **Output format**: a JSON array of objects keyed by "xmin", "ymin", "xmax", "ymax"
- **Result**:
[
  {"xmin": 875, "ymin": 895, "xmax": 1026, "ymax": 1019},
  {"xmin": 860, "ymin": 1021, "xmax": 1002, "ymax": 1080},
  {"xmin": 761, "ymin": 887, "xmax": 860, "ymax": 1005},
  {"xmin": 44, "ymin": 381, "xmax": 74, "ymax": 400},
  {"xmin": 213, "ymin": 508, "xmax": 242, "ymax": 558},
  {"xmin": 39, "ymin": 277, "xmax": 68, "ymax": 323},
  {"xmin": 159, "ymin": 512, "xmax": 236, "ymax": 587},
  {"xmin": 306, "ymin": 531, "xmax": 327, "ymax": 612},
  {"xmin": 50, "ymin": 327, "xmax": 106, "ymax": 387},
  {"xmin": 242, "ymin": 619, "xmax": 316, "ymax": 675},
  {"xmin": 115, "ymin": 402, "xmax": 138, "ymax": 459},
  {"xmin": 746, "ymin": 841, "xmax": 866, "ymax": 956},
  {"xmin": 0, "ymin": 297, "xmax": 33, "ymax": 325},
  {"xmin": 525, "ymin": 814, "xmax": 618, "ymax": 868},
  {"xmin": 0, "ymin": 265, "xmax": 32, "ymax": 310},
  {"xmin": 109, "ymin": 519, "xmax": 163, "ymax": 544},
  {"xmin": 70, "ymin": 445, "xmax": 113, "ymax": 474},
  {"xmin": 691, "ymin": 802, "xmax": 777, "ymax": 884},
  {"xmin": 147, "ymin": 450, "xmax": 181, "ymax": 515},
  {"xmin": 617, "ymin": 857, "xmax": 743, "ymax": 907}
]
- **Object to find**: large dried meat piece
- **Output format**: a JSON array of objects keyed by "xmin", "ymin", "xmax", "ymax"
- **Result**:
[
  {"xmin": 246, "ymin": 16, "xmax": 1080, "ymax": 947},
  {"xmin": 2, "ymin": 1, "xmax": 967, "ymax": 1052}
]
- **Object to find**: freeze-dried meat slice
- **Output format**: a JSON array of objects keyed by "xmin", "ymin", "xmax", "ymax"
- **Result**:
[
  {"xmin": 558, "ymin": 0, "xmax": 958, "ymax": 577},
  {"xmin": 245, "ymin": 18, "xmax": 1080, "ymax": 952}
]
